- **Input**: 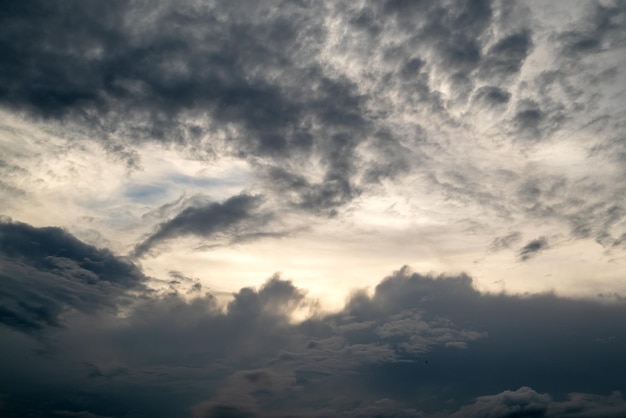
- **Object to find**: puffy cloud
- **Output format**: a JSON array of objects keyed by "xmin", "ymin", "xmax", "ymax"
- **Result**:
[
  {"xmin": 2, "ymin": 1, "xmax": 626, "ymax": 416},
  {"xmin": 451, "ymin": 386, "xmax": 551, "ymax": 418},
  {"xmin": 2, "ymin": 225, "xmax": 626, "ymax": 417},
  {"xmin": 452, "ymin": 386, "xmax": 626, "ymax": 418},
  {"xmin": 0, "ymin": 221, "xmax": 145, "ymax": 331}
]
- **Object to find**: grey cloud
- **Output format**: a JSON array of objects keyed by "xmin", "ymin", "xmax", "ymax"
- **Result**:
[
  {"xmin": 514, "ymin": 101, "xmax": 544, "ymax": 135},
  {"xmin": 140, "ymin": 193, "xmax": 188, "ymax": 222},
  {"xmin": 0, "ymin": 221, "xmax": 144, "ymax": 288},
  {"xmin": 441, "ymin": 36, "xmax": 482, "ymax": 70},
  {"xmin": 451, "ymin": 386, "xmax": 551, "ymax": 418},
  {"xmin": 380, "ymin": 0, "xmax": 493, "ymax": 72},
  {"xmin": 53, "ymin": 411, "xmax": 115, "ymax": 418},
  {"xmin": 133, "ymin": 193, "xmax": 266, "ymax": 257},
  {"xmin": 2, "ymin": 0, "xmax": 623, "ymax": 236},
  {"xmin": 518, "ymin": 237, "xmax": 548, "ymax": 261},
  {"xmin": 264, "ymin": 166, "xmax": 359, "ymax": 214},
  {"xmin": 558, "ymin": 1, "xmax": 626, "ymax": 57},
  {"xmin": 2, "ymin": 249, "xmax": 626, "ymax": 416},
  {"xmin": 194, "ymin": 404, "xmax": 256, "ymax": 418},
  {"xmin": 508, "ymin": 97, "xmax": 569, "ymax": 143},
  {"xmin": 0, "ymin": 0, "xmax": 371, "ymax": 214},
  {"xmin": 0, "ymin": 160, "xmax": 29, "ymax": 199},
  {"xmin": 332, "ymin": 0, "xmax": 626, "ymax": 256},
  {"xmin": 3, "ymin": 2, "xmax": 626, "ymax": 414},
  {"xmin": 451, "ymin": 386, "xmax": 626, "ymax": 418},
  {"xmin": 0, "ymin": 221, "xmax": 145, "ymax": 332},
  {"xmin": 508, "ymin": 172, "xmax": 626, "ymax": 255},
  {"xmin": 314, "ymin": 0, "xmax": 499, "ymax": 123},
  {"xmin": 490, "ymin": 231, "xmax": 522, "ymax": 252},
  {"xmin": 479, "ymin": 30, "xmax": 533, "ymax": 82},
  {"xmin": 473, "ymin": 86, "xmax": 511, "ymax": 107},
  {"xmin": 400, "ymin": 58, "xmax": 426, "ymax": 81}
]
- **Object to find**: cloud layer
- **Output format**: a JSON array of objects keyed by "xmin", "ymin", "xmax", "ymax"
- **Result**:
[
  {"xmin": 2, "ymin": 1, "xmax": 626, "ymax": 416},
  {"xmin": 2, "ymin": 222, "xmax": 626, "ymax": 417}
]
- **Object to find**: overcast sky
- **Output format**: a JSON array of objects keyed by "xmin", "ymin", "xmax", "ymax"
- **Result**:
[{"xmin": 1, "ymin": 0, "xmax": 626, "ymax": 417}]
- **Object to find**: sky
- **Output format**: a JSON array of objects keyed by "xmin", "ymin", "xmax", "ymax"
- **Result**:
[{"xmin": 1, "ymin": 0, "xmax": 626, "ymax": 417}]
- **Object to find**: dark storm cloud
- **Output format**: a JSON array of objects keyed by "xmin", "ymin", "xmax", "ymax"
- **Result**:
[
  {"xmin": 3, "ymin": 232, "xmax": 626, "ymax": 418},
  {"xmin": 133, "ymin": 193, "xmax": 266, "ymax": 257},
  {"xmin": 451, "ymin": 386, "xmax": 626, "ymax": 418},
  {"xmin": 0, "ymin": 221, "xmax": 145, "ymax": 332},
  {"xmin": 0, "ymin": 0, "xmax": 370, "ymax": 212},
  {"xmin": 518, "ymin": 237, "xmax": 548, "ymax": 261},
  {"xmin": 451, "ymin": 386, "xmax": 551, "ymax": 418}
]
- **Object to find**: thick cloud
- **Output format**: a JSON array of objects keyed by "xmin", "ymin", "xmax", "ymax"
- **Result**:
[
  {"xmin": 2, "ymin": 2, "xmax": 626, "ymax": 415},
  {"xmin": 451, "ymin": 386, "xmax": 552, "ymax": 418},
  {"xmin": 0, "ymin": 0, "xmax": 369, "ymax": 212},
  {"xmin": 451, "ymin": 386, "xmax": 626, "ymax": 418},
  {"xmin": 0, "ymin": 221, "xmax": 145, "ymax": 331},
  {"xmin": 0, "ymin": 0, "xmax": 538, "ymax": 220},
  {"xmin": 2, "ymin": 222, "xmax": 626, "ymax": 418},
  {"xmin": 2, "ymin": 0, "xmax": 624, "ymax": 260},
  {"xmin": 478, "ymin": 30, "xmax": 533, "ymax": 82}
]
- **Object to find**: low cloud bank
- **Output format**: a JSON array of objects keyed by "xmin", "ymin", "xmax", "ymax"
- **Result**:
[{"xmin": 1, "ymin": 221, "xmax": 625, "ymax": 417}]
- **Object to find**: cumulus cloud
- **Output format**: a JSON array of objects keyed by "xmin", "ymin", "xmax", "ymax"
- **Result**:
[
  {"xmin": 451, "ymin": 386, "xmax": 626, "ymax": 418},
  {"xmin": 2, "ymin": 1, "xmax": 626, "ymax": 416},
  {"xmin": 0, "ymin": 221, "xmax": 145, "ymax": 331},
  {"xmin": 2, "ymin": 225, "xmax": 626, "ymax": 416}
]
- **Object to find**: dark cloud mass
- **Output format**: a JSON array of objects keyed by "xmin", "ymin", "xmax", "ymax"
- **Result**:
[
  {"xmin": 2, "ymin": 0, "xmax": 626, "ymax": 417},
  {"xmin": 0, "ymin": 221, "xmax": 145, "ymax": 331},
  {"xmin": 133, "ymin": 193, "xmax": 266, "ymax": 257},
  {"xmin": 452, "ymin": 386, "xmax": 626, "ymax": 418},
  {"xmin": 2, "ymin": 225, "xmax": 626, "ymax": 416},
  {"xmin": 478, "ymin": 30, "xmax": 533, "ymax": 82},
  {"xmin": 0, "ymin": 0, "xmax": 368, "ymax": 211}
]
